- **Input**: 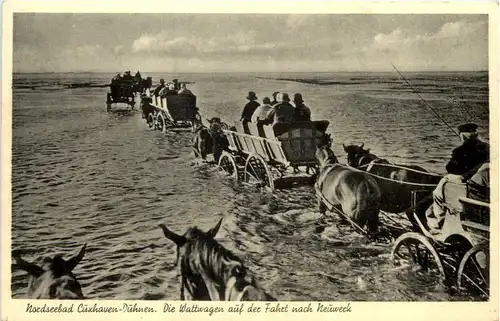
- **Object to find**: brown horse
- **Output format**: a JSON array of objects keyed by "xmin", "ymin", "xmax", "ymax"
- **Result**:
[
  {"xmin": 159, "ymin": 218, "xmax": 275, "ymax": 301},
  {"xmin": 343, "ymin": 144, "xmax": 441, "ymax": 216},
  {"xmin": 12, "ymin": 244, "xmax": 86, "ymax": 299},
  {"xmin": 315, "ymin": 145, "xmax": 382, "ymax": 234},
  {"xmin": 192, "ymin": 118, "xmax": 230, "ymax": 163}
]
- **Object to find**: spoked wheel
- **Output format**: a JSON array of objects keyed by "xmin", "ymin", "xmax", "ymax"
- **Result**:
[
  {"xmin": 156, "ymin": 113, "xmax": 166, "ymax": 132},
  {"xmin": 244, "ymin": 154, "xmax": 274, "ymax": 191},
  {"xmin": 218, "ymin": 151, "xmax": 239, "ymax": 180},
  {"xmin": 147, "ymin": 113, "xmax": 155, "ymax": 129},
  {"xmin": 457, "ymin": 242, "xmax": 489, "ymax": 297},
  {"xmin": 391, "ymin": 232, "xmax": 445, "ymax": 278}
]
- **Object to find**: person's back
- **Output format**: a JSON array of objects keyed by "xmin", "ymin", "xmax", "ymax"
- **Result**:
[
  {"xmin": 240, "ymin": 91, "xmax": 260, "ymax": 122},
  {"xmin": 267, "ymin": 93, "xmax": 296, "ymax": 125},
  {"xmin": 293, "ymin": 93, "xmax": 311, "ymax": 121},
  {"xmin": 153, "ymin": 79, "xmax": 166, "ymax": 96},
  {"xmin": 251, "ymin": 97, "xmax": 273, "ymax": 122},
  {"xmin": 178, "ymin": 84, "xmax": 193, "ymax": 96}
]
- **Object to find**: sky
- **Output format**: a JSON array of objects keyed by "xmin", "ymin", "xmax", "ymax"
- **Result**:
[{"xmin": 12, "ymin": 14, "xmax": 488, "ymax": 73}]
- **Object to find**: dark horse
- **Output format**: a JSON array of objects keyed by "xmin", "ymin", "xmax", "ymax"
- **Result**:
[
  {"xmin": 343, "ymin": 144, "xmax": 441, "ymax": 219},
  {"xmin": 192, "ymin": 118, "xmax": 230, "ymax": 163},
  {"xmin": 315, "ymin": 144, "xmax": 382, "ymax": 234},
  {"xmin": 159, "ymin": 218, "xmax": 275, "ymax": 301},
  {"xmin": 12, "ymin": 244, "xmax": 86, "ymax": 299}
]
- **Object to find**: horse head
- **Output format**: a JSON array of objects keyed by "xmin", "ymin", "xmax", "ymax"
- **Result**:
[
  {"xmin": 13, "ymin": 244, "xmax": 86, "ymax": 299},
  {"xmin": 159, "ymin": 218, "xmax": 274, "ymax": 301},
  {"xmin": 315, "ymin": 144, "xmax": 338, "ymax": 169},
  {"xmin": 343, "ymin": 143, "xmax": 372, "ymax": 167}
]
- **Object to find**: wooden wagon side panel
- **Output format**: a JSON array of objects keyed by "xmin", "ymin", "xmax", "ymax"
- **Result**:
[{"xmin": 166, "ymin": 95, "xmax": 198, "ymax": 121}]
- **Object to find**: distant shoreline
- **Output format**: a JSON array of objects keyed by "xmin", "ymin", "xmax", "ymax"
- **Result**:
[{"xmin": 13, "ymin": 70, "xmax": 488, "ymax": 75}]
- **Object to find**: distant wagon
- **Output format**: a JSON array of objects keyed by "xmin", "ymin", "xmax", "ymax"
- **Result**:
[
  {"xmin": 106, "ymin": 79, "xmax": 137, "ymax": 112},
  {"xmin": 141, "ymin": 91, "xmax": 201, "ymax": 132},
  {"xmin": 217, "ymin": 120, "xmax": 330, "ymax": 191}
]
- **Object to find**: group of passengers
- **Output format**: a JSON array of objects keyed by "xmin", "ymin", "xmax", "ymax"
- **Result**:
[
  {"xmin": 240, "ymin": 91, "xmax": 312, "ymax": 126},
  {"xmin": 152, "ymin": 78, "xmax": 194, "ymax": 98},
  {"xmin": 109, "ymin": 70, "xmax": 144, "ymax": 101}
]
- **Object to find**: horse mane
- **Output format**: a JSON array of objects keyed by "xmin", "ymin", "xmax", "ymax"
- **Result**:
[{"xmin": 183, "ymin": 227, "xmax": 243, "ymax": 283}]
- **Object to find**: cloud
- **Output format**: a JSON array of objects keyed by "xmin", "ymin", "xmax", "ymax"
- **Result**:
[{"xmin": 369, "ymin": 20, "xmax": 487, "ymax": 52}]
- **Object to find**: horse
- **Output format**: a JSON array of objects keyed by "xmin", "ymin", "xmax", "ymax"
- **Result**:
[
  {"xmin": 343, "ymin": 143, "xmax": 442, "ymax": 221},
  {"xmin": 192, "ymin": 117, "xmax": 230, "ymax": 163},
  {"xmin": 12, "ymin": 244, "xmax": 87, "ymax": 299},
  {"xmin": 315, "ymin": 144, "xmax": 382, "ymax": 234},
  {"xmin": 159, "ymin": 218, "xmax": 275, "ymax": 301}
]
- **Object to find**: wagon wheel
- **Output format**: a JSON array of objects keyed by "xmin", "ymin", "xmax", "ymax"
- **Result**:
[
  {"xmin": 457, "ymin": 242, "xmax": 489, "ymax": 297},
  {"xmin": 244, "ymin": 154, "xmax": 274, "ymax": 191},
  {"xmin": 156, "ymin": 113, "xmax": 166, "ymax": 132},
  {"xmin": 147, "ymin": 113, "xmax": 155, "ymax": 129},
  {"xmin": 218, "ymin": 151, "xmax": 239, "ymax": 181},
  {"xmin": 391, "ymin": 232, "xmax": 445, "ymax": 278}
]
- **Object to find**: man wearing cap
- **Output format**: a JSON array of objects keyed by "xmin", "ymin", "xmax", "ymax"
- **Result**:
[
  {"xmin": 267, "ymin": 93, "xmax": 296, "ymax": 125},
  {"xmin": 293, "ymin": 93, "xmax": 311, "ymax": 121},
  {"xmin": 425, "ymin": 123, "xmax": 489, "ymax": 233},
  {"xmin": 251, "ymin": 97, "xmax": 273, "ymax": 123},
  {"xmin": 240, "ymin": 91, "xmax": 261, "ymax": 123},
  {"xmin": 153, "ymin": 79, "xmax": 166, "ymax": 96}
]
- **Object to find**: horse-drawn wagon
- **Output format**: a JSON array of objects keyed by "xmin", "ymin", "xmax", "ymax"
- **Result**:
[
  {"xmin": 216, "ymin": 120, "xmax": 331, "ymax": 191},
  {"xmin": 106, "ymin": 80, "xmax": 138, "ymax": 112},
  {"xmin": 141, "ymin": 93, "xmax": 201, "ymax": 132},
  {"xmin": 391, "ymin": 180, "xmax": 490, "ymax": 298}
]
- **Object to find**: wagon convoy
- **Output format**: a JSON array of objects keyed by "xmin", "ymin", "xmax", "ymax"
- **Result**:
[{"xmin": 26, "ymin": 73, "xmax": 471, "ymax": 300}]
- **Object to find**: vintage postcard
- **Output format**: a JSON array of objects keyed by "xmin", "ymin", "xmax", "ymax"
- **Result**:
[{"xmin": 1, "ymin": 0, "xmax": 498, "ymax": 320}]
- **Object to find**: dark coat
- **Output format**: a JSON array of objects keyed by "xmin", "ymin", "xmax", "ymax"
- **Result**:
[
  {"xmin": 446, "ymin": 139, "xmax": 489, "ymax": 178},
  {"xmin": 267, "ymin": 102, "xmax": 296, "ymax": 124},
  {"xmin": 294, "ymin": 103, "xmax": 311, "ymax": 121},
  {"xmin": 241, "ymin": 101, "xmax": 260, "ymax": 122}
]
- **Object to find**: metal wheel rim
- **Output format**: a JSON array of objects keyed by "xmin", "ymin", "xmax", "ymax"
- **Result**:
[
  {"xmin": 457, "ymin": 243, "xmax": 489, "ymax": 297},
  {"xmin": 147, "ymin": 113, "xmax": 155, "ymax": 128},
  {"xmin": 244, "ymin": 154, "xmax": 274, "ymax": 191},
  {"xmin": 391, "ymin": 232, "xmax": 445, "ymax": 278},
  {"xmin": 157, "ymin": 114, "xmax": 165, "ymax": 132},
  {"xmin": 218, "ymin": 152, "xmax": 239, "ymax": 180}
]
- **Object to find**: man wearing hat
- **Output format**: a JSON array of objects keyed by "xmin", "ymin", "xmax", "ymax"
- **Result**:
[
  {"xmin": 426, "ymin": 123, "xmax": 489, "ymax": 233},
  {"xmin": 251, "ymin": 97, "xmax": 273, "ymax": 123},
  {"xmin": 240, "ymin": 91, "xmax": 261, "ymax": 123},
  {"xmin": 153, "ymin": 78, "xmax": 166, "ymax": 96},
  {"xmin": 271, "ymin": 92, "xmax": 280, "ymax": 106},
  {"xmin": 446, "ymin": 123, "xmax": 489, "ymax": 177},
  {"xmin": 293, "ymin": 93, "xmax": 311, "ymax": 121},
  {"xmin": 267, "ymin": 93, "xmax": 296, "ymax": 125}
]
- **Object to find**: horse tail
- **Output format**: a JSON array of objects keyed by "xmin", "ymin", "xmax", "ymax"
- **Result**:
[{"xmin": 353, "ymin": 177, "xmax": 381, "ymax": 232}]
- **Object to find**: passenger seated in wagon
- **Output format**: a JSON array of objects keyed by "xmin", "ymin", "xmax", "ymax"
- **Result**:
[
  {"xmin": 293, "ymin": 93, "xmax": 311, "ymax": 121},
  {"xmin": 153, "ymin": 79, "xmax": 166, "ymax": 96},
  {"xmin": 425, "ymin": 123, "xmax": 490, "ymax": 233},
  {"xmin": 266, "ymin": 93, "xmax": 296, "ymax": 125},
  {"xmin": 240, "ymin": 91, "xmax": 260, "ymax": 123},
  {"xmin": 178, "ymin": 83, "xmax": 193, "ymax": 96},
  {"xmin": 159, "ymin": 84, "xmax": 177, "ymax": 97},
  {"xmin": 251, "ymin": 97, "xmax": 273, "ymax": 123}
]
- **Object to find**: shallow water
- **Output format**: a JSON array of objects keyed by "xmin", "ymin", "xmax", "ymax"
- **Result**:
[{"xmin": 11, "ymin": 71, "xmax": 488, "ymax": 300}]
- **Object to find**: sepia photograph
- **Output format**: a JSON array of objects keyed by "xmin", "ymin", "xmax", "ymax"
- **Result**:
[{"xmin": 2, "ymin": 2, "xmax": 497, "ymax": 315}]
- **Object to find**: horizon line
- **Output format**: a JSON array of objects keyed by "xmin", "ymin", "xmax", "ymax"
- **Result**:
[{"xmin": 13, "ymin": 69, "xmax": 489, "ymax": 74}]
